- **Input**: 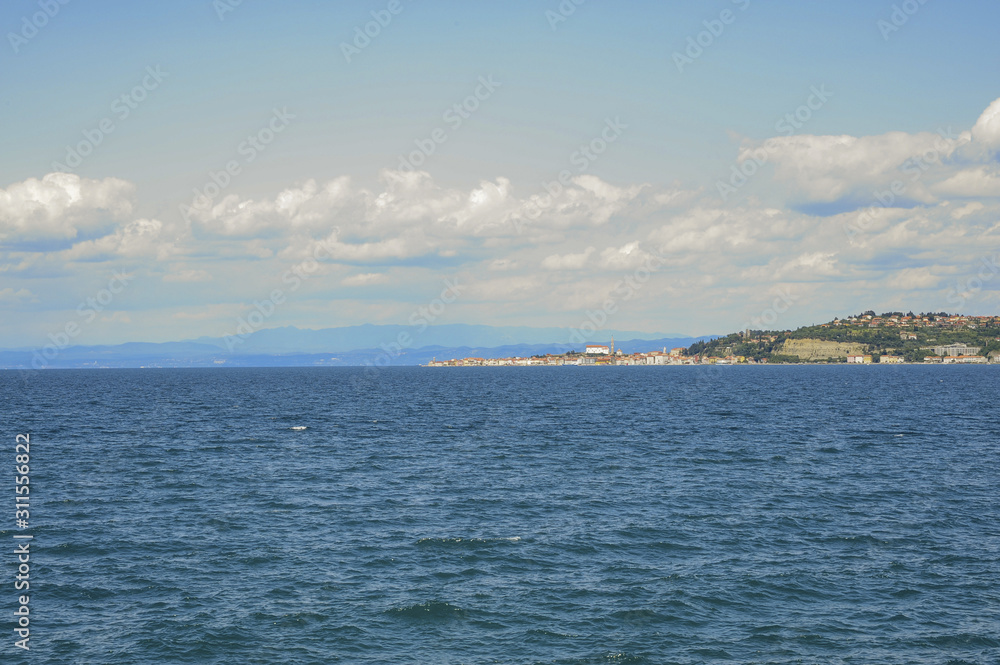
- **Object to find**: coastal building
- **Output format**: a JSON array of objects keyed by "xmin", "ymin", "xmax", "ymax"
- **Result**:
[
  {"xmin": 881, "ymin": 356, "xmax": 904, "ymax": 364},
  {"xmin": 932, "ymin": 343, "xmax": 981, "ymax": 357},
  {"xmin": 585, "ymin": 344, "xmax": 610, "ymax": 355},
  {"xmin": 942, "ymin": 355, "xmax": 988, "ymax": 364}
]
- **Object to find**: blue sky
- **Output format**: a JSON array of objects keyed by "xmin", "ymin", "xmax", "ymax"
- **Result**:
[{"xmin": 2, "ymin": 0, "xmax": 1000, "ymax": 346}]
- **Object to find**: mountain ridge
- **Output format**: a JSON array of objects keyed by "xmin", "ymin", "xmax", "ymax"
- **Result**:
[{"xmin": 0, "ymin": 324, "xmax": 706, "ymax": 369}]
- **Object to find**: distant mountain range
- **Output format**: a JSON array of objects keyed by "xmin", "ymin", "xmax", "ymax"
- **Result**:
[{"xmin": 0, "ymin": 324, "xmax": 711, "ymax": 369}]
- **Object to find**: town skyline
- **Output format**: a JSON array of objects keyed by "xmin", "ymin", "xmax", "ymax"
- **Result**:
[{"xmin": 423, "ymin": 311, "xmax": 1000, "ymax": 366}]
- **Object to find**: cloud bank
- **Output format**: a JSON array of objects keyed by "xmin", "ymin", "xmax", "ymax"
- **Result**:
[{"xmin": 3, "ymin": 97, "xmax": 1000, "ymax": 343}]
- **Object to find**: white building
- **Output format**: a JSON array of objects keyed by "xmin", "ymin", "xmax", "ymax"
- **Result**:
[
  {"xmin": 932, "ymin": 343, "xmax": 981, "ymax": 357},
  {"xmin": 585, "ymin": 344, "xmax": 610, "ymax": 355},
  {"xmin": 942, "ymin": 355, "xmax": 987, "ymax": 364}
]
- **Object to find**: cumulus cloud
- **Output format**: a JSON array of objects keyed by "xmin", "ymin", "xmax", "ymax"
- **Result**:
[
  {"xmin": 736, "ymin": 95, "xmax": 1000, "ymax": 212},
  {"xmin": 63, "ymin": 218, "xmax": 171, "ymax": 261},
  {"xmin": 745, "ymin": 131, "xmax": 962, "ymax": 207},
  {"xmin": 0, "ymin": 173, "xmax": 133, "ymax": 242},
  {"xmin": 971, "ymin": 96, "xmax": 1000, "ymax": 152},
  {"xmin": 184, "ymin": 177, "xmax": 354, "ymax": 237},
  {"xmin": 934, "ymin": 166, "xmax": 1000, "ymax": 198},
  {"xmin": 178, "ymin": 169, "xmax": 657, "ymax": 266},
  {"xmin": 6, "ymin": 105, "xmax": 1000, "ymax": 342}
]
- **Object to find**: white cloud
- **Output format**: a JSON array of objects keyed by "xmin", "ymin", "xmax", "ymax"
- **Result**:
[
  {"xmin": 598, "ymin": 241, "xmax": 659, "ymax": 270},
  {"xmin": 745, "ymin": 131, "xmax": 960, "ymax": 205},
  {"xmin": 177, "ymin": 170, "xmax": 656, "ymax": 267},
  {"xmin": 971, "ymin": 96, "xmax": 1000, "ymax": 152},
  {"xmin": 0, "ymin": 173, "xmax": 133, "ymax": 242},
  {"xmin": 885, "ymin": 267, "xmax": 942, "ymax": 290},
  {"xmin": 185, "ymin": 177, "xmax": 353, "ymax": 237},
  {"xmin": 743, "ymin": 252, "xmax": 841, "ymax": 282},
  {"xmin": 735, "ymin": 96, "xmax": 1000, "ymax": 210},
  {"xmin": 951, "ymin": 202, "xmax": 985, "ymax": 219},
  {"xmin": 541, "ymin": 247, "xmax": 595, "ymax": 270},
  {"xmin": 63, "ymin": 218, "xmax": 171, "ymax": 261},
  {"xmin": 7, "ymin": 95, "xmax": 1000, "ymax": 346},
  {"xmin": 0, "ymin": 287, "xmax": 35, "ymax": 303},
  {"xmin": 342, "ymin": 272, "xmax": 389, "ymax": 286},
  {"xmin": 934, "ymin": 166, "xmax": 1000, "ymax": 198}
]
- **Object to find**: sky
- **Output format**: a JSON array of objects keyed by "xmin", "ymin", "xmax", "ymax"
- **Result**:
[{"xmin": 2, "ymin": 0, "xmax": 1000, "ymax": 347}]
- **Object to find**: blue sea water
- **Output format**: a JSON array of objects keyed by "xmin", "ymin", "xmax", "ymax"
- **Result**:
[{"xmin": 2, "ymin": 365, "xmax": 999, "ymax": 664}]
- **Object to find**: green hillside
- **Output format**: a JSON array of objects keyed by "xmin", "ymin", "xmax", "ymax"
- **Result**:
[{"xmin": 686, "ymin": 311, "xmax": 1000, "ymax": 363}]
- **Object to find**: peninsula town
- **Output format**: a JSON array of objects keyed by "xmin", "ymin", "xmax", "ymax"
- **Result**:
[{"xmin": 425, "ymin": 312, "xmax": 1000, "ymax": 366}]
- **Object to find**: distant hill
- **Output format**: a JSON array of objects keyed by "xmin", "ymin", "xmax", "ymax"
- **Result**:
[
  {"xmin": 186, "ymin": 323, "xmax": 681, "ymax": 354},
  {"xmin": 686, "ymin": 312, "xmax": 1000, "ymax": 362},
  {"xmin": 0, "ymin": 324, "xmax": 704, "ymax": 369}
]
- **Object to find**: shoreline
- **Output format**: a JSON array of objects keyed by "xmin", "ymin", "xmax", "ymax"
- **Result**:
[{"xmin": 423, "ymin": 360, "xmax": 997, "ymax": 367}]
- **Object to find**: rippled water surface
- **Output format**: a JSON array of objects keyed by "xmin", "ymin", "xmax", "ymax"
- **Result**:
[{"xmin": 3, "ymin": 366, "xmax": 999, "ymax": 664}]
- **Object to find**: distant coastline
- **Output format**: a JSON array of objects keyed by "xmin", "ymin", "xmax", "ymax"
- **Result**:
[{"xmin": 425, "ymin": 311, "xmax": 1000, "ymax": 366}]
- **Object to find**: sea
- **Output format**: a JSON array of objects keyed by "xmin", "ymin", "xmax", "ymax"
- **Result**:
[{"xmin": 2, "ymin": 365, "xmax": 998, "ymax": 664}]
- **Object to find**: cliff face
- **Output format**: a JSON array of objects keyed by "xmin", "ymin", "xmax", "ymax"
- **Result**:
[{"xmin": 779, "ymin": 338, "xmax": 867, "ymax": 360}]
